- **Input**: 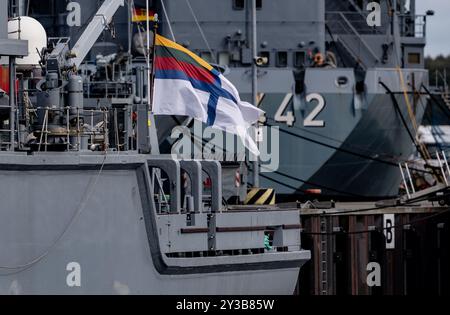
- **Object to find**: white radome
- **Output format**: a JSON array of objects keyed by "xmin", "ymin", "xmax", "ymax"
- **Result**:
[{"xmin": 8, "ymin": 16, "xmax": 47, "ymax": 67}]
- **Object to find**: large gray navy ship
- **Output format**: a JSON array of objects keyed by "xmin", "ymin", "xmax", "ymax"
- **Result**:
[
  {"xmin": 164, "ymin": 0, "xmax": 429, "ymax": 200},
  {"xmin": 23, "ymin": 0, "xmax": 431, "ymax": 200},
  {"xmin": 0, "ymin": 0, "xmax": 310, "ymax": 295}
]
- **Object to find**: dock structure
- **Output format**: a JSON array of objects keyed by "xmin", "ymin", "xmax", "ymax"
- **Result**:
[{"xmin": 297, "ymin": 201, "xmax": 449, "ymax": 295}]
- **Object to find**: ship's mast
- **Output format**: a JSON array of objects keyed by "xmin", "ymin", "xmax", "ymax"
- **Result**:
[
  {"xmin": 251, "ymin": 0, "xmax": 259, "ymax": 188},
  {"xmin": 391, "ymin": 0, "xmax": 402, "ymax": 66},
  {"xmin": 146, "ymin": 0, "xmax": 151, "ymax": 111}
]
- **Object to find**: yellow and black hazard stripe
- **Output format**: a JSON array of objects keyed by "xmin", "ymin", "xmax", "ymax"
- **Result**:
[{"xmin": 244, "ymin": 188, "xmax": 276, "ymax": 205}]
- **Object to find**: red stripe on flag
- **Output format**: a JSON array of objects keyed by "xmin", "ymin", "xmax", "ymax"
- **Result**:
[{"xmin": 155, "ymin": 56, "xmax": 216, "ymax": 84}]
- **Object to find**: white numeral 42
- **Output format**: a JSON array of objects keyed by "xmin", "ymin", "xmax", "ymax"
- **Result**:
[{"xmin": 274, "ymin": 93, "xmax": 326, "ymax": 127}]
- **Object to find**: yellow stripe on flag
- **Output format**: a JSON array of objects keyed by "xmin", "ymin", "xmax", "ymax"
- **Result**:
[{"xmin": 155, "ymin": 34, "xmax": 214, "ymax": 72}]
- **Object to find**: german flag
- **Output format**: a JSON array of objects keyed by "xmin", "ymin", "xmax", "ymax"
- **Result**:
[{"xmin": 132, "ymin": 7, "xmax": 155, "ymax": 22}]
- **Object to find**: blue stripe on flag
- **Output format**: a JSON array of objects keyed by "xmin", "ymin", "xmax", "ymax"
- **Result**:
[{"xmin": 207, "ymin": 94, "xmax": 219, "ymax": 126}]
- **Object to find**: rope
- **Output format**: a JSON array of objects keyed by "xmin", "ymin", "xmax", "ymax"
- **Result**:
[
  {"xmin": 259, "ymin": 166, "xmax": 367, "ymax": 198},
  {"xmin": 396, "ymin": 67, "xmax": 420, "ymax": 134},
  {"xmin": 396, "ymin": 68, "xmax": 438, "ymax": 174},
  {"xmin": 170, "ymin": 120, "xmax": 371, "ymax": 198},
  {"xmin": 185, "ymin": 0, "xmax": 216, "ymax": 63},
  {"xmin": 264, "ymin": 120, "xmax": 432, "ymax": 175},
  {"xmin": 160, "ymin": 0, "xmax": 176, "ymax": 42},
  {"xmin": 0, "ymin": 154, "xmax": 108, "ymax": 274},
  {"xmin": 266, "ymin": 117, "xmax": 397, "ymax": 158},
  {"xmin": 396, "ymin": 68, "xmax": 433, "ymax": 163},
  {"xmin": 421, "ymin": 84, "xmax": 450, "ymax": 122},
  {"xmin": 380, "ymin": 81, "xmax": 442, "ymax": 183}
]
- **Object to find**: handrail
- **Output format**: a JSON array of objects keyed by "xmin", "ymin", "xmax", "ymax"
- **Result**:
[
  {"xmin": 398, "ymin": 14, "xmax": 427, "ymax": 38},
  {"xmin": 326, "ymin": 11, "xmax": 384, "ymax": 35},
  {"xmin": 337, "ymin": 12, "xmax": 380, "ymax": 64},
  {"xmin": 27, "ymin": 106, "xmax": 110, "ymax": 152}
]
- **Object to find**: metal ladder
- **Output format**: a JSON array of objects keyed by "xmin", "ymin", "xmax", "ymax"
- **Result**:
[
  {"xmin": 399, "ymin": 151, "xmax": 450, "ymax": 201},
  {"xmin": 0, "ymin": 101, "xmax": 14, "ymax": 151},
  {"xmin": 9, "ymin": 0, "xmax": 21, "ymax": 18},
  {"xmin": 320, "ymin": 216, "xmax": 328, "ymax": 295},
  {"xmin": 399, "ymin": 162, "xmax": 416, "ymax": 200},
  {"xmin": 436, "ymin": 151, "xmax": 450, "ymax": 185}
]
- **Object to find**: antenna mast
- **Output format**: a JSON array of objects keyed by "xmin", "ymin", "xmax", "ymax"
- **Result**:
[{"xmin": 251, "ymin": 0, "xmax": 260, "ymax": 187}]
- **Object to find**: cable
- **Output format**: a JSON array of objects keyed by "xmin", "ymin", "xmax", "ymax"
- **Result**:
[
  {"xmin": 415, "ymin": 87, "xmax": 448, "ymax": 154},
  {"xmin": 170, "ymin": 119, "xmax": 369, "ymax": 198},
  {"xmin": 171, "ymin": 118, "xmax": 432, "ymax": 198},
  {"xmin": 379, "ymin": 81, "xmax": 418, "ymax": 148},
  {"xmin": 265, "ymin": 117, "xmax": 398, "ymax": 158},
  {"xmin": 264, "ymin": 121, "xmax": 432, "ymax": 175},
  {"xmin": 397, "ymin": 69, "xmax": 436, "ymax": 170},
  {"xmin": 260, "ymin": 167, "xmax": 367, "ymax": 198},
  {"xmin": 381, "ymin": 80, "xmax": 441, "ymax": 182},
  {"xmin": 0, "ymin": 154, "xmax": 108, "ymax": 274},
  {"xmin": 325, "ymin": 24, "xmax": 348, "ymax": 68},
  {"xmin": 160, "ymin": 0, "xmax": 176, "ymax": 42},
  {"xmin": 185, "ymin": 0, "xmax": 216, "ymax": 63},
  {"xmin": 421, "ymin": 84, "xmax": 450, "ymax": 122}
]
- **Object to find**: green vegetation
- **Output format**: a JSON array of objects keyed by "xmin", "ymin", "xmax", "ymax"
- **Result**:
[{"xmin": 426, "ymin": 55, "xmax": 450, "ymax": 88}]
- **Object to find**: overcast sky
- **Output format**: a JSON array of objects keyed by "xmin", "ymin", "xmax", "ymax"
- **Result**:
[{"xmin": 416, "ymin": 0, "xmax": 450, "ymax": 57}]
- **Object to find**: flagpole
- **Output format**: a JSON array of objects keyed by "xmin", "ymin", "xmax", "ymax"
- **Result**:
[
  {"xmin": 146, "ymin": 4, "xmax": 159, "ymax": 154},
  {"xmin": 146, "ymin": 0, "xmax": 151, "ymax": 110},
  {"xmin": 251, "ymin": 0, "xmax": 260, "ymax": 188},
  {"xmin": 149, "ymin": 14, "xmax": 158, "ymax": 112}
]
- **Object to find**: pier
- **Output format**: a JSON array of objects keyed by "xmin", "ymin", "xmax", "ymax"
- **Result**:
[{"xmin": 297, "ymin": 201, "xmax": 449, "ymax": 295}]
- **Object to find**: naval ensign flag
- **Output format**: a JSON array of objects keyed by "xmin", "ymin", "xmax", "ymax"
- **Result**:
[{"xmin": 152, "ymin": 34, "xmax": 264, "ymax": 156}]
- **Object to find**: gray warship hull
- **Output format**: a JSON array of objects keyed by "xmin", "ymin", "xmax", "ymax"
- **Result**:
[
  {"xmin": 0, "ymin": 154, "xmax": 309, "ymax": 295},
  {"xmin": 230, "ymin": 68, "xmax": 428, "ymax": 199}
]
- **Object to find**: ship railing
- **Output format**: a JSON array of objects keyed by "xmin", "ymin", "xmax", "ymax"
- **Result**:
[
  {"xmin": 26, "ymin": 106, "xmax": 111, "ymax": 152},
  {"xmin": 430, "ymin": 69, "xmax": 449, "ymax": 92},
  {"xmin": 84, "ymin": 81, "xmax": 133, "ymax": 99},
  {"xmin": 326, "ymin": 11, "xmax": 385, "ymax": 35},
  {"xmin": 326, "ymin": 11, "xmax": 380, "ymax": 66},
  {"xmin": 399, "ymin": 151, "xmax": 450, "ymax": 202},
  {"xmin": 7, "ymin": 15, "xmax": 22, "ymax": 38},
  {"xmin": 0, "ymin": 87, "xmax": 17, "ymax": 151},
  {"xmin": 0, "ymin": 128, "xmax": 13, "ymax": 151},
  {"xmin": 399, "ymin": 14, "xmax": 427, "ymax": 38},
  {"xmin": 428, "ymin": 69, "xmax": 450, "ymax": 109},
  {"xmin": 147, "ymin": 157, "xmax": 222, "ymax": 216},
  {"xmin": 145, "ymin": 158, "xmax": 304, "ymax": 255}
]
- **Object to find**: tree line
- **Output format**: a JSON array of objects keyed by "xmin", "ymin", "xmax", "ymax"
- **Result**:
[{"xmin": 426, "ymin": 55, "xmax": 450, "ymax": 88}]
